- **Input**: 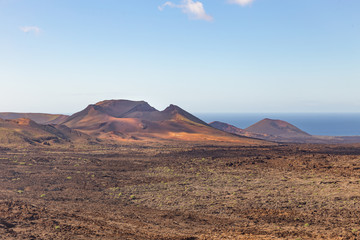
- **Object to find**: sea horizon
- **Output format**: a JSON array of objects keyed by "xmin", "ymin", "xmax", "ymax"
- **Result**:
[{"xmin": 196, "ymin": 112, "xmax": 360, "ymax": 137}]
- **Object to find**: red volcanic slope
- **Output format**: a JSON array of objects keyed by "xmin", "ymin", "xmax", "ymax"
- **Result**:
[
  {"xmin": 0, "ymin": 118, "xmax": 88, "ymax": 145},
  {"xmin": 61, "ymin": 100, "xmax": 268, "ymax": 144},
  {"xmin": 62, "ymin": 100, "xmax": 208, "ymax": 132}
]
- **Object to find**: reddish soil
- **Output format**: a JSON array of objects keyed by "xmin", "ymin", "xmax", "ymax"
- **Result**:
[{"xmin": 1, "ymin": 143, "xmax": 360, "ymax": 239}]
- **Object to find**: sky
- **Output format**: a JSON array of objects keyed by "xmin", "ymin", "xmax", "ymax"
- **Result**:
[{"xmin": 0, "ymin": 0, "xmax": 359, "ymax": 114}]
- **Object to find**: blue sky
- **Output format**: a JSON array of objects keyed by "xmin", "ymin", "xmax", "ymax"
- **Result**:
[{"xmin": 0, "ymin": 0, "xmax": 359, "ymax": 114}]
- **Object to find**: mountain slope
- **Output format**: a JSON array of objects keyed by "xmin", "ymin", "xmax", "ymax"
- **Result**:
[
  {"xmin": 0, "ymin": 118, "xmax": 88, "ymax": 145},
  {"xmin": 209, "ymin": 121, "xmax": 273, "ymax": 139},
  {"xmin": 62, "ymin": 100, "xmax": 270, "ymax": 144},
  {"xmin": 0, "ymin": 113, "xmax": 68, "ymax": 124},
  {"xmin": 210, "ymin": 121, "xmax": 248, "ymax": 136}
]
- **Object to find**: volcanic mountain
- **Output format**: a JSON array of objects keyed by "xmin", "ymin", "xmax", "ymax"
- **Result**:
[
  {"xmin": 0, "ymin": 112, "xmax": 68, "ymax": 124},
  {"xmin": 61, "ymin": 100, "xmax": 268, "ymax": 144},
  {"xmin": 245, "ymin": 118, "xmax": 311, "ymax": 139}
]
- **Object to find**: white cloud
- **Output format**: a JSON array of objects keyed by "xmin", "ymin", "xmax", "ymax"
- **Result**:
[
  {"xmin": 20, "ymin": 26, "xmax": 41, "ymax": 34},
  {"xmin": 158, "ymin": 2, "xmax": 176, "ymax": 11},
  {"xmin": 228, "ymin": 0, "xmax": 255, "ymax": 6},
  {"xmin": 159, "ymin": 0, "xmax": 213, "ymax": 22}
]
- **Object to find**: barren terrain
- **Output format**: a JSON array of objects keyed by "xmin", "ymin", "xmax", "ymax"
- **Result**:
[{"xmin": 1, "ymin": 143, "xmax": 360, "ymax": 239}]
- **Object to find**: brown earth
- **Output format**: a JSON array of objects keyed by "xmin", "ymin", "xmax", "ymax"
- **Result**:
[{"xmin": 1, "ymin": 142, "xmax": 360, "ymax": 239}]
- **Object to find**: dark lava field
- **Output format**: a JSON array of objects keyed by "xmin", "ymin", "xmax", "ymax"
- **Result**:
[{"xmin": 1, "ymin": 143, "xmax": 360, "ymax": 239}]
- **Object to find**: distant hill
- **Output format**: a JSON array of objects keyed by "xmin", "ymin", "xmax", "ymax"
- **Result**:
[
  {"xmin": 0, "ymin": 113, "xmax": 68, "ymax": 124},
  {"xmin": 210, "ymin": 119, "xmax": 311, "ymax": 142},
  {"xmin": 210, "ymin": 118, "xmax": 360, "ymax": 144},
  {"xmin": 245, "ymin": 118, "xmax": 311, "ymax": 139},
  {"xmin": 62, "ymin": 99, "xmax": 269, "ymax": 144},
  {"xmin": 0, "ymin": 118, "xmax": 89, "ymax": 145}
]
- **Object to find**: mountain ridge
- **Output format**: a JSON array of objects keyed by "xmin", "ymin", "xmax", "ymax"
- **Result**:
[
  {"xmin": 60, "ymin": 99, "xmax": 267, "ymax": 144},
  {"xmin": 2, "ymin": 100, "xmax": 360, "ymax": 144},
  {"xmin": 0, "ymin": 112, "xmax": 68, "ymax": 124}
]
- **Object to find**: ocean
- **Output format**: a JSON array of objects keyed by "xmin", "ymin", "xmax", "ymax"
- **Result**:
[{"xmin": 195, "ymin": 113, "xmax": 360, "ymax": 136}]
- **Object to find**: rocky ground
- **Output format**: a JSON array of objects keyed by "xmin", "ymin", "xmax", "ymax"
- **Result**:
[{"xmin": 1, "ymin": 143, "xmax": 360, "ymax": 239}]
